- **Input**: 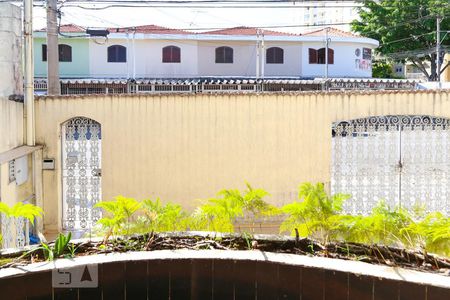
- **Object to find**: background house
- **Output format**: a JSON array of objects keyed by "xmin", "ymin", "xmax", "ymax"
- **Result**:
[{"xmin": 34, "ymin": 24, "xmax": 379, "ymax": 79}]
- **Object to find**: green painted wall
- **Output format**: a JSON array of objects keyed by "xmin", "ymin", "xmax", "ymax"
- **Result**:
[{"xmin": 34, "ymin": 37, "xmax": 90, "ymax": 78}]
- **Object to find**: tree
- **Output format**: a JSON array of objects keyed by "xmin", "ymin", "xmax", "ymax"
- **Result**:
[
  {"xmin": 372, "ymin": 60, "xmax": 399, "ymax": 78},
  {"xmin": 352, "ymin": 0, "xmax": 449, "ymax": 81}
]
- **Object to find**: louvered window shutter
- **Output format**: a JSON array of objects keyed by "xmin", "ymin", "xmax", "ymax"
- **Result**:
[
  {"xmin": 328, "ymin": 48, "xmax": 334, "ymax": 64},
  {"xmin": 309, "ymin": 48, "xmax": 317, "ymax": 64}
]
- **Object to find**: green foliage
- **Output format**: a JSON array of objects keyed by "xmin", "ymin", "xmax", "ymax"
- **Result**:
[
  {"xmin": 133, "ymin": 198, "xmax": 188, "ymax": 232},
  {"xmin": 191, "ymin": 183, "xmax": 275, "ymax": 232},
  {"xmin": 0, "ymin": 202, "xmax": 43, "ymax": 225},
  {"xmin": 34, "ymin": 232, "xmax": 73, "ymax": 261},
  {"xmin": 280, "ymin": 183, "xmax": 350, "ymax": 244},
  {"xmin": 352, "ymin": 0, "xmax": 450, "ymax": 80},
  {"xmin": 402, "ymin": 212, "xmax": 450, "ymax": 256},
  {"xmin": 372, "ymin": 61, "xmax": 400, "ymax": 78},
  {"xmin": 340, "ymin": 201, "xmax": 415, "ymax": 246},
  {"xmin": 194, "ymin": 195, "xmax": 243, "ymax": 232},
  {"xmin": 95, "ymin": 196, "xmax": 141, "ymax": 240},
  {"xmin": 90, "ymin": 182, "xmax": 450, "ymax": 258},
  {"xmin": 0, "ymin": 202, "xmax": 43, "ymax": 248}
]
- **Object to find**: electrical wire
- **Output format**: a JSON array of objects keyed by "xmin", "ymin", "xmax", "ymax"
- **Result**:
[
  {"xmin": 13, "ymin": 0, "xmax": 448, "ymax": 10},
  {"xmin": 52, "ymin": 9, "xmax": 446, "ymax": 35}
]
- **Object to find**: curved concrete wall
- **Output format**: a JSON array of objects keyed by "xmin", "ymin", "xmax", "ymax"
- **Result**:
[
  {"xmin": 0, "ymin": 250, "xmax": 448, "ymax": 299},
  {"xmin": 34, "ymin": 91, "xmax": 450, "ymax": 232}
]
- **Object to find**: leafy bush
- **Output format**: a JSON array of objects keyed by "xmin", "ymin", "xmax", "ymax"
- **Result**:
[
  {"xmin": 191, "ymin": 183, "xmax": 275, "ymax": 232},
  {"xmin": 133, "ymin": 198, "xmax": 189, "ymax": 232},
  {"xmin": 95, "ymin": 196, "xmax": 141, "ymax": 241},
  {"xmin": 0, "ymin": 202, "xmax": 43, "ymax": 225},
  {"xmin": 402, "ymin": 212, "xmax": 450, "ymax": 256},
  {"xmin": 280, "ymin": 182, "xmax": 350, "ymax": 244},
  {"xmin": 340, "ymin": 201, "xmax": 415, "ymax": 246},
  {"xmin": 91, "ymin": 182, "xmax": 450, "ymax": 258}
]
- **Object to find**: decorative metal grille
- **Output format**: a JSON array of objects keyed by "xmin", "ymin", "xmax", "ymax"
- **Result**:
[
  {"xmin": 62, "ymin": 117, "xmax": 102, "ymax": 231},
  {"xmin": 331, "ymin": 115, "xmax": 450, "ymax": 215},
  {"xmin": 1, "ymin": 215, "xmax": 30, "ymax": 249}
]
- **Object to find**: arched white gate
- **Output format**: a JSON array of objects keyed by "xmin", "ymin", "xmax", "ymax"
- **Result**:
[
  {"xmin": 331, "ymin": 115, "xmax": 450, "ymax": 215},
  {"xmin": 62, "ymin": 117, "xmax": 102, "ymax": 232}
]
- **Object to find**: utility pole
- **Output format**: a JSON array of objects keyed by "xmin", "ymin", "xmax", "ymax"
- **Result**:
[
  {"xmin": 436, "ymin": 16, "xmax": 441, "ymax": 88},
  {"xmin": 260, "ymin": 30, "xmax": 265, "ymax": 79},
  {"xmin": 24, "ymin": 0, "xmax": 35, "ymax": 145},
  {"xmin": 47, "ymin": 0, "xmax": 60, "ymax": 95},
  {"xmin": 325, "ymin": 27, "xmax": 331, "ymax": 91},
  {"xmin": 256, "ymin": 29, "xmax": 261, "ymax": 79}
]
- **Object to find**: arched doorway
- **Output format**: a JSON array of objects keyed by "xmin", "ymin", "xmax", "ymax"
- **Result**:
[
  {"xmin": 331, "ymin": 115, "xmax": 450, "ymax": 215},
  {"xmin": 61, "ymin": 117, "xmax": 102, "ymax": 232}
]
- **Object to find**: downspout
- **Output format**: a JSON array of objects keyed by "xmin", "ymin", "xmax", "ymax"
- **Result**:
[{"xmin": 25, "ymin": 0, "xmax": 44, "ymax": 236}]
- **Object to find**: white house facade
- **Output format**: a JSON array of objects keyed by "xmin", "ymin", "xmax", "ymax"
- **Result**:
[{"xmin": 34, "ymin": 25, "xmax": 379, "ymax": 79}]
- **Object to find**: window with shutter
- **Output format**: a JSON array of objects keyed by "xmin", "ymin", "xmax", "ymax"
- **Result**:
[
  {"xmin": 317, "ymin": 48, "xmax": 326, "ymax": 64},
  {"xmin": 107, "ymin": 45, "xmax": 127, "ymax": 63},
  {"xmin": 162, "ymin": 46, "xmax": 181, "ymax": 63},
  {"xmin": 42, "ymin": 44, "xmax": 72, "ymax": 62},
  {"xmin": 42, "ymin": 44, "xmax": 47, "ymax": 61},
  {"xmin": 328, "ymin": 48, "xmax": 334, "ymax": 64},
  {"xmin": 215, "ymin": 46, "xmax": 233, "ymax": 63},
  {"xmin": 309, "ymin": 48, "xmax": 317, "ymax": 64},
  {"xmin": 59, "ymin": 44, "xmax": 72, "ymax": 62},
  {"xmin": 266, "ymin": 47, "xmax": 284, "ymax": 64},
  {"xmin": 316, "ymin": 48, "xmax": 334, "ymax": 64}
]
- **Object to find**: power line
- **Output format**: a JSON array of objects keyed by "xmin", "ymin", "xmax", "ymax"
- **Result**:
[
  {"xmin": 19, "ymin": 0, "xmax": 444, "ymax": 9},
  {"xmin": 52, "ymin": 9, "xmax": 444, "ymax": 33}
]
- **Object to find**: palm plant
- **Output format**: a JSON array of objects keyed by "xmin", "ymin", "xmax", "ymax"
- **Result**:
[
  {"xmin": 341, "ymin": 201, "xmax": 415, "ymax": 247},
  {"xmin": 95, "ymin": 196, "xmax": 141, "ymax": 242},
  {"xmin": 401, "ymin": 212, "xmax": 450, "ymax": 256},
  {"xmin": 136, "ymin": 198, "xmax": 188, "ymax": 232},
  {"xmin": 192, "ymin": 183, "xmax": 275, "ymax": 233},
  {"xmin": 280, "ymin": 182, "xmax": 350, "ymax": 244},
  {"xmin": 195, "ymin": 195, "xmax": 244, "ymax": 232}
]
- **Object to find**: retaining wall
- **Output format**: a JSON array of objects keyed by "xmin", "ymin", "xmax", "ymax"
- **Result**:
[{"xmin": 1, "ymin": 250, "xmax": 449, "ymax": 299}]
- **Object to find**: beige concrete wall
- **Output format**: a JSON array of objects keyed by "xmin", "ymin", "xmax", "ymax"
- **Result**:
[
  {"xmin": 35, "ymin": 91, "xmax": 450, "ymax": 232},
  {"xmin": 0, "ymin": 3, "xmax": 33, "ymax": 211},
  {"xmin": 443, "ymin": 53, "xmax": 450, "ymax": 82},
  {"xmin": 0, "ymin": 99, "xmax": 34, "ymax": 220},
  {"xmin": 0, "ymin": 3, "xmax": 22, "ymax": 96},
  {"xmin": 0, "ymin": 3, "xmax": 36, "ymax": 237},
  {"xmin": 0, "ymin": 99, "xmax": 23, "ymax": 153}
]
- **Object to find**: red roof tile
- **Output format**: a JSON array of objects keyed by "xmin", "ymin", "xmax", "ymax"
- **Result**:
[
  {"xmin": 110, "ymin": 25, "xmax": 191, "ymax": 35},
  {"xmin": 200, "ymin": 26, "xmax": 297, "ymax": 36},
  {"xmin": 302, "ymin": 27, "xmax": 360, "ymax": 38},
  {"xmin": 38, "ymin": 24, "xmax": 86, "ymax": 33}
]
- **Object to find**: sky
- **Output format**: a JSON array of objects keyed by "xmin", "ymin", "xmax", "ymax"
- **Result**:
[{"xmin": 29, "ymin": 1, "xmax": 359, "ymax": 33}]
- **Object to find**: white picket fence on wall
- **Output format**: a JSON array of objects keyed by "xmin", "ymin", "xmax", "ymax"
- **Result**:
[{"xmin": 34, "ymin": 78, "xmax": 419, "ymax": 95}]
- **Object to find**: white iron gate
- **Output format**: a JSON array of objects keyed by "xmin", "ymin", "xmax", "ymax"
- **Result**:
[
  {"xmin": 62, "ymin": 117, "xmax": 102, "ymax": 231},
  {"xmin": 331, "ymin": 115, "xmax": 450, "ymax": 215}
]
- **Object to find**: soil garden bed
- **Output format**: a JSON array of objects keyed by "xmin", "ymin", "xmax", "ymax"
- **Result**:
[{"xmin": 1, "ymin": 232, "xmax": 449, "ymax": 276}]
